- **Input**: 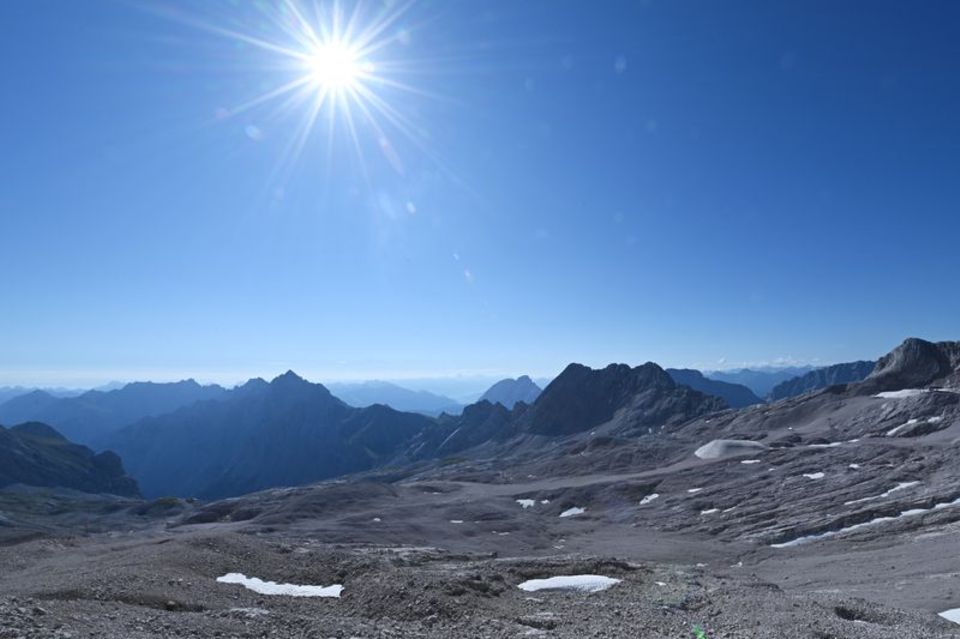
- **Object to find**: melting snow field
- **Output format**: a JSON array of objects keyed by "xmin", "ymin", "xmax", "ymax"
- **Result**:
[
  {"xmin": 559, "ymin": 507, "xmax": 586, "ymax": 518},
  {"xmin": 772, "ymin": 495, "xmax": 960, "ymax": 548},
  {"xmin": 517, "ymin": 575, "xmax": 621, "ymax": 593},
  {"xmin": 874, "ymin": 389, "xmax": 928, "ymax": 399},
  {"xmin": 939, "ymin": 609, "xmax": 960, "ymax": 625},
  {"xmin": 216, "ymin": 573, "xmax": 343, "ymax": 598}
]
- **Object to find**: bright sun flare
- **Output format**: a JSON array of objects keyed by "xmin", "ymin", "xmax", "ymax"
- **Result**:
[
  {"xmin": 307, "ymin": 41, "xmax": 367, "ymax": 90},
  {"xmin": 176, "ymin": 1, "xmax": 434, "ymax": 179}
]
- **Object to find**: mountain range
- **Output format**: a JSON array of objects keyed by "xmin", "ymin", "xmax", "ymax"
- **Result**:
[
  {"xmin": 0, "ymin": 380, "xmax": 228, "ymax": 449},
  {"xmin": 103, "ymin": 372, "xmax": 437, "ymax": 499},
  {"xmin": 98, "ymin": 362, "xmax": 725, "ymax": 499},
  {"xmin": 665, "ymin": 368, "xmax": 762, "ymax": 408},
  {"xmin": 769, "ymin": 360, "xmax": 876, "ymax": 400},
  {"xmin": 704, "ymin": 366, "xmax": 816, "ymax": 398},
  {"xmin": 324, "ymin": 380, "xmax": 463, "ymax": 416}
]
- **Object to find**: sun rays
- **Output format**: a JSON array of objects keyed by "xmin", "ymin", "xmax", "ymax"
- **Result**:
[{"xmin": 161, "ymin": 0, "xmax": 431, "ymax": 183}]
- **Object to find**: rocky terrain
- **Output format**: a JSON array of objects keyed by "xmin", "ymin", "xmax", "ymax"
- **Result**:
[{"xmin": 2, "ymin": 338, "xmax": 960, "ymax": 637}]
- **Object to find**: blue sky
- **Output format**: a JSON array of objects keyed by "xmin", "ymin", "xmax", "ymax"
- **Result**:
[{"xmin": 2, "ymin": 0, "xmax": 959, "ymax": 387}]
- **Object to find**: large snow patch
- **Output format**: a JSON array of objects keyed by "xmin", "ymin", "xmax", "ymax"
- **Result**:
[
  {"xmin": 517, "ymin": 575, "xmax": 621, "ymax": 593},
  {"xmin": 216, "ymin": 573, "xmax": 343, "ymax": 598}
]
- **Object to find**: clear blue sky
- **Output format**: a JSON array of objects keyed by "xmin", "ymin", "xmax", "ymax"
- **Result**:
[{"xmin": 2, "ymin": 0, "xmax": 959, "ymax": 387}]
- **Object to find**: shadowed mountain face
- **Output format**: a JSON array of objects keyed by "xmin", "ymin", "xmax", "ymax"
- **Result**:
[
  {"xmin": 519, "ymin": 363, "xmax": 727, "ymax": 438},
  {"xmin": 0, "ymin": 422, "xmax": 140, "ymax": 497},
  {"xmin": 0, "ymin": 380, "xmax": 228, "ymax": 449},
  {"xmin": 770, "ymin": 360, "xmax": 876, "ymax": 400},
  {"xmin": 705, "ymin": 367, "xmax": 816, "ymax": 399},
  {"xmin": 666, "ymin": 368, "xmax": 763, "ymax": 408},
  {"xmin": 104, "ymin": 372, "xmax": 437, "ymax": 499},
  {"xmin": 478, "ymin": 375, "xmax": 542, "ymax": 409},
  {"xmin": 325, "ymin": 380, "xmax": 463, "ymax": 416}
]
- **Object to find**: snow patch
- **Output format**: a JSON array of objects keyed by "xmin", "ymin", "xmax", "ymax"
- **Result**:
[
  {"xmin": 687, "ymin": 488, "xmax": 703, "ymax": 494},
  {"xmin": 559, "ymin": 507, "xmax": 586, "ymax": 518},
  {"xmin": 639, "ymin": 493, "xmax": 659, "ymax": 505},
  {"xmin": 450, "ymin": 520, "xmax": 464, "ymax": 524},
  {"xmin": 517, "ymin": 575, "xmax": 621, "ymax": 593},
  {"xmin": 874, "ymin": 389, "xmax": 928, "ymax": 399},
  {"xmin": 516, "ymin": 499, "xmax": 536, "ymax": 509},
  {"xmin": 802, "ymin": 472, "xmax": 825, "ymax": 480},
  {"xmin": 844, "ymin": 482, "xmax": 920, "ymax": 506},
  {"xmin": 694, "ymin": 439, "xmax": 767, "ymax": 460},
  {"xmin": 700, "ymin": 508, "xmax": 719, "ymax": 515},
  {"xmin": 216, "ymin": 573, "xmax": 343, "ymax": 598},
  {"xmin": 740, "ymin": 459, "xmax": 761, "ymax": 464},
  {"xmin": 939, "ymin": 608, "xmax": 960, "ymax": 625},
  {"xmin": 772, "ymin": 495, "xmax": 960, "ymax": 548}
]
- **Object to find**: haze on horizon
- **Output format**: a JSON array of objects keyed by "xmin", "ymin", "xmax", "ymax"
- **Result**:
[{"xmin": 2, "ymin": 0, "xmax": 959, "ymax": 389}]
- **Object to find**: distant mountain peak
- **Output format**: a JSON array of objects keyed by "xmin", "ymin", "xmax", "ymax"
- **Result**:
[
  {"xmin": 273, "ymin": 370, "xmax": 306, "ymax": 384},
  {"xmin": 479, "ymin": 375, "xmax": 542, "ymax": 409}
]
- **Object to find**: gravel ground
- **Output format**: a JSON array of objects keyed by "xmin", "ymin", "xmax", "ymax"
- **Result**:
[{"xmin": 1, "ymin": 531, "xmax": 957, "ymax": 638}]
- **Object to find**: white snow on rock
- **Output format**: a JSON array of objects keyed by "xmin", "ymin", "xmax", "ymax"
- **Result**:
[
  {"xmin": 516, "ymin": 499, "xmax": 536, "ymax": 509},
  {"xmin": 886, "ymin": 419, "xmax": 919, "ymax": 437},
  {"xmin": 559, "ymin": 507, "xmax": 586, "ymax": 518},
  {"xmin": 807, "ymin": 442, "xmax": 843, "ymax": 448},
  {"xmin": 517, "ymin": 575, "xmax": 621, "ymax": 593},
  {"xmin": 694, "ymin": 439, "xmax": 767, "ymax": 460},
  {"xmin": 844, "ymin": 482, "xmax": 920, "ymax": 506},
  {"xmin": 802, "ymin": 472, "xmax": 825, "ymax": 480},
  {"xmin": 939, "ymin": 608, "xmax": 960, "ymax": 625},
  {"xmin": 740, "ymin": 459, "xmax": 761, "ymax": 464},
  {"xmin": 700, "ymin": 508, "xmax": 719, "ymax": 515},
  {"xmin": 874, "ymin": 389, "xmax": 928, "ymax": 399},
  {"xmin": 772, "ymin": 495, "xmax": 960, "ymax": 548},
  {"xmin": 216, "ymin": 573, "xmax": 343, "ymax": 598},
  {"xmin": 639, "ymin": 493, "xmax": 659, "ymax": 505},
  {"xmin": 849, "ymin": 464, "xmax": 861, "ymax": 470},
  {"xmin": 450, "ymin": 520, "xmax": 464, "ymax": 524},
  {"xmin": 687, "ymin": 488, "xmax": 703, "ymax": 494}
]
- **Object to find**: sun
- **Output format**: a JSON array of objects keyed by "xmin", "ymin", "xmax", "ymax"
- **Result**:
[
  {"xmin": 166, "ymin": 0, "xmax": 437, "ymax": 179},
  {"xmin": 306, "ymin": 40, "xmax": 369, "ymax": 91}
]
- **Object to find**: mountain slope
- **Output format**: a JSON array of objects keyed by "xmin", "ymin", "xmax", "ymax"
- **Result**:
[
  {"xmin": 859, "ymin": 337, "xmax": 960, "ymax": 394},
  {"xmin": 104, "ymin": 372, "xmax": 437, "ymax": 499},
  {"xmin": 478, "ymin": 375, "xmax": 542, "ymax": 409},
  {"xmin": 326, "ymin": 380, "xmax": 462, "ymax": 416},
  {"xmin": 516, "ymin": 362, "xmax": 727, "ymax": 438},
  {"xmin": 0, "ymin": 422, "xmax": 140, "ymax": 497},
  {"xmin": 770, "ymin": 360, "xmax": 876, "ymax": 400},
  {"xmin": 0, "ymin": 380, "xmax": 228, "ymax": 449},
  {"xmin": 666, "ymin": 368, "xmax": 763, "ymax": 408},
  {"xmin": 704, "ymin": 367, "xmax": 815, "ymax": 398}
]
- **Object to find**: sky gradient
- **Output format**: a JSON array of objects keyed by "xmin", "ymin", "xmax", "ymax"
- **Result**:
[{"xmin": 2, "ymin": 0, "xmax": 959, "ymax": 387}]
